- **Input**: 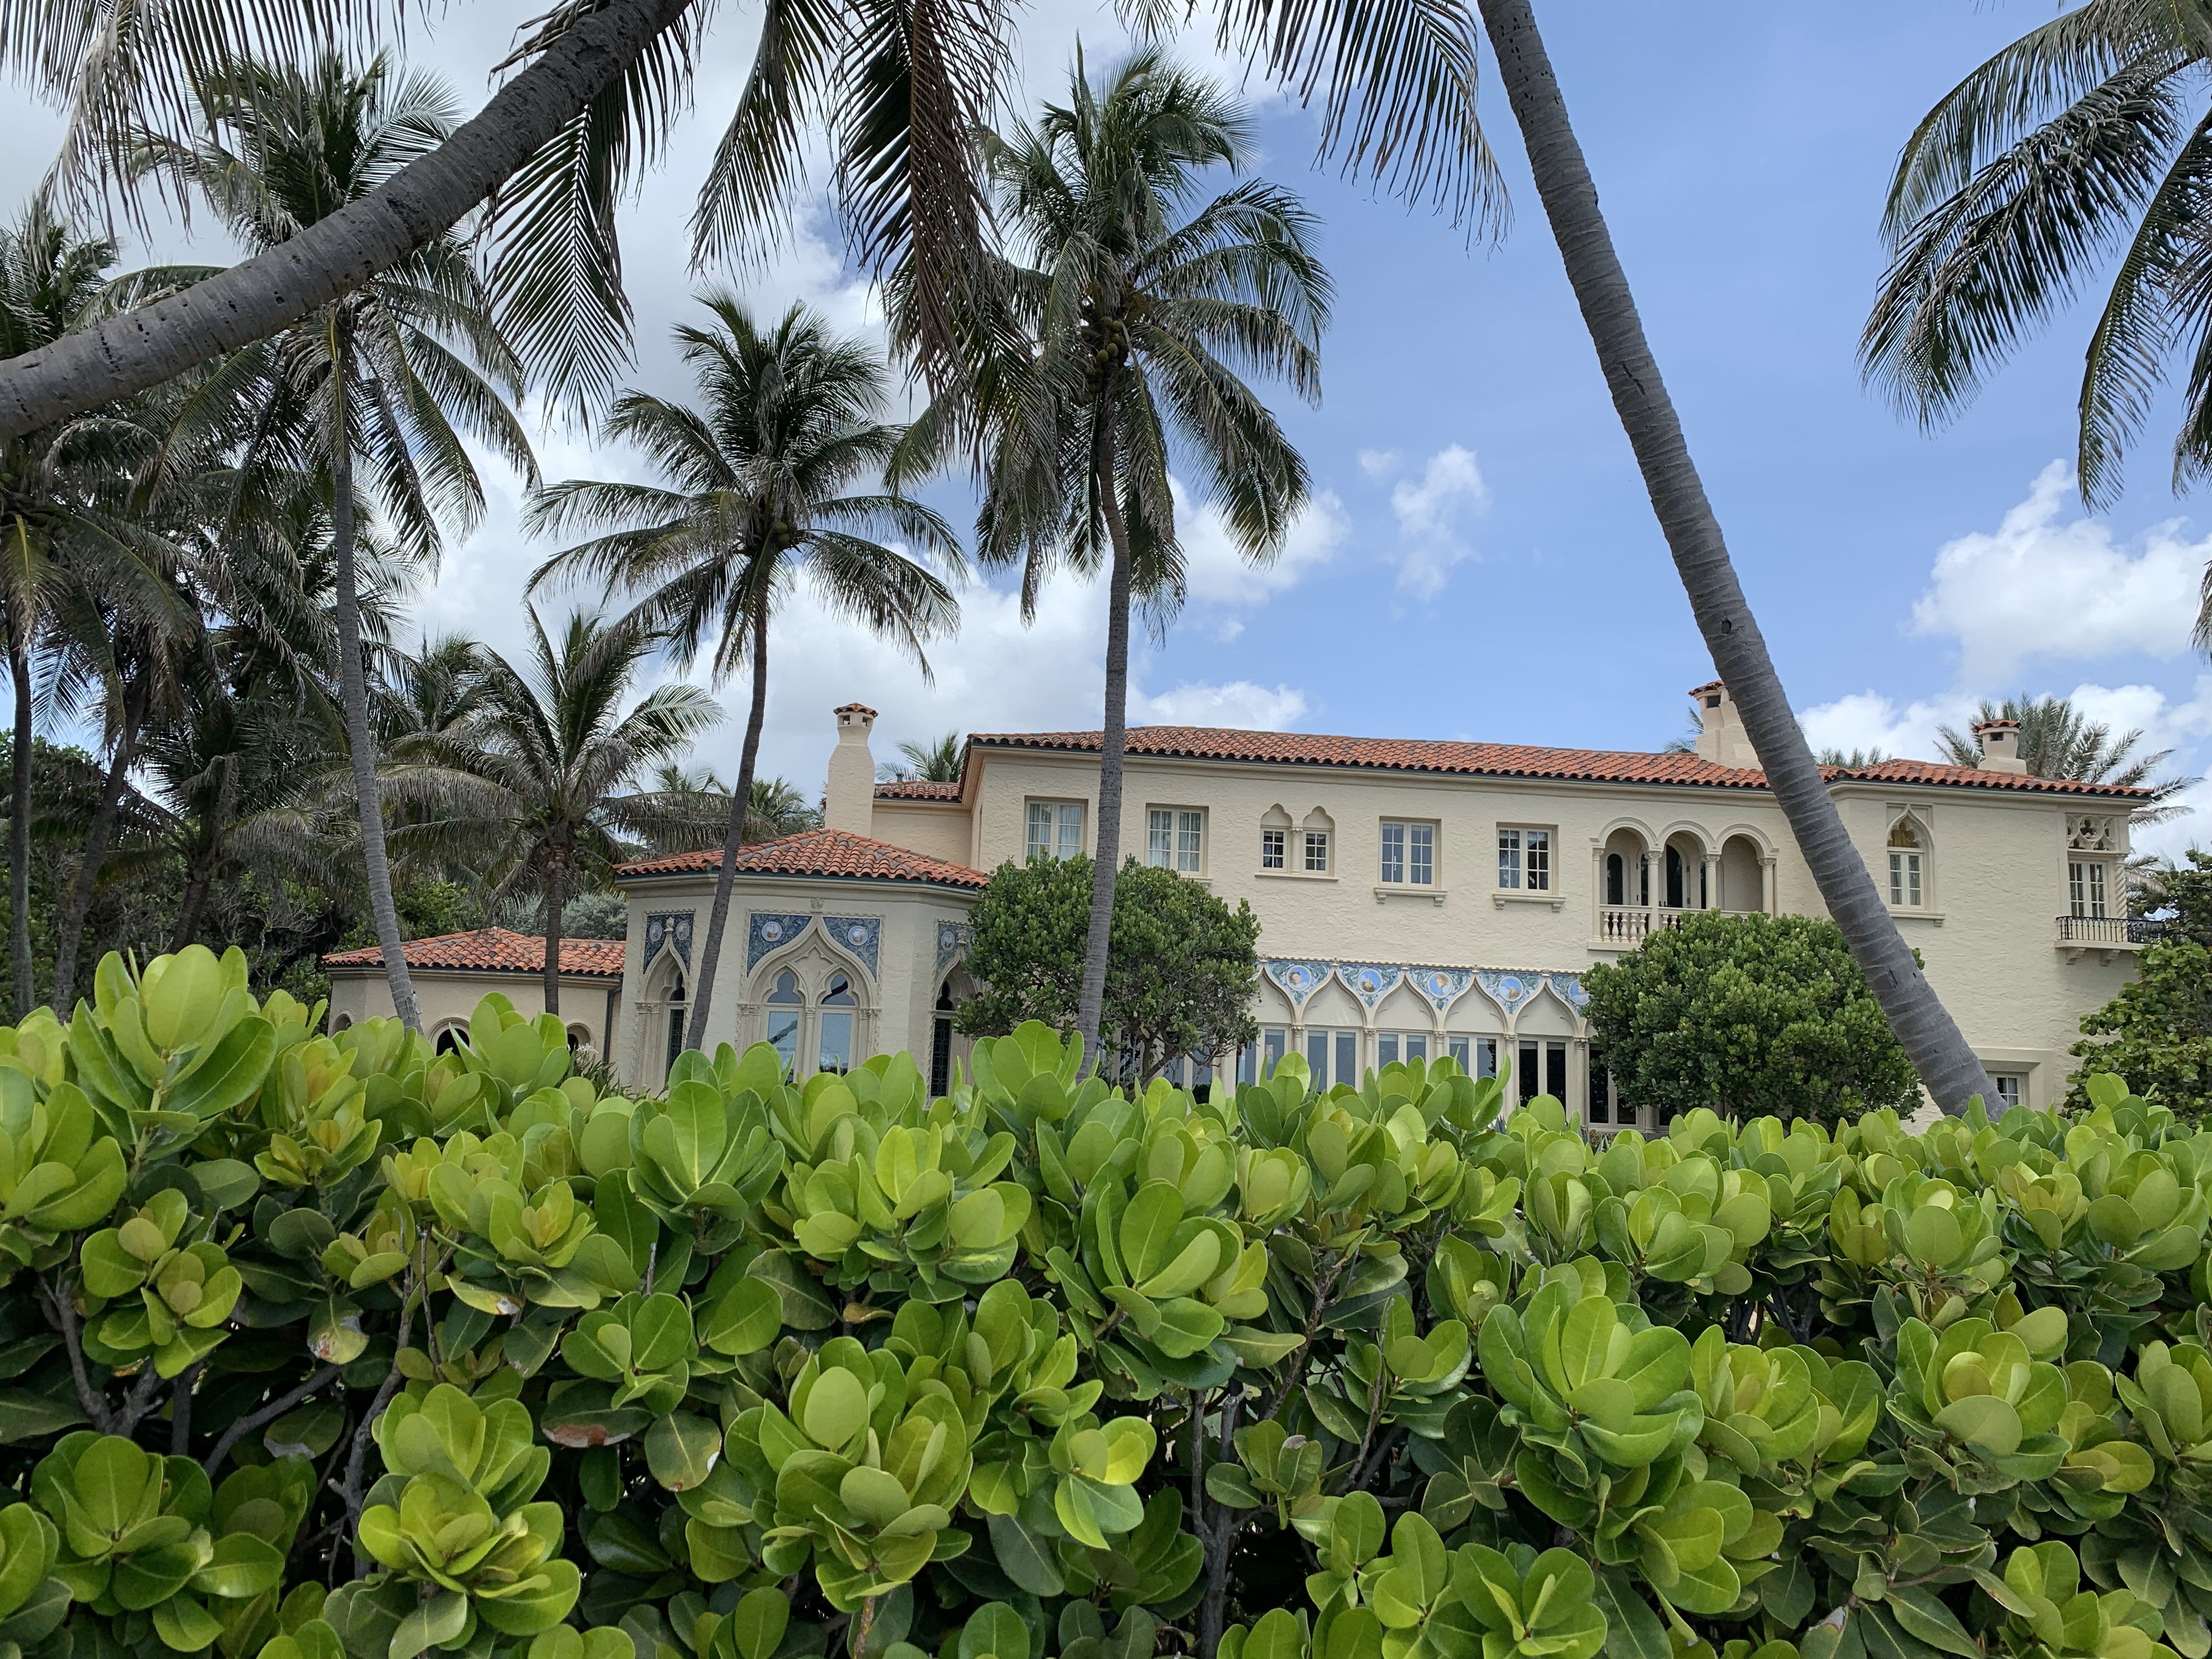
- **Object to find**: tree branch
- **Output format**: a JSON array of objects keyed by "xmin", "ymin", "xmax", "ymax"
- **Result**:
[
  {"xmin": 0, "ymin": 0, "xmax": 701, "ymax": 444},
  {"xmin": 205, "ymin": 1362, "xmax": 344, "ymax": 1477},
  {"xmin": 42, "ymin": 1277, "xmax": 109, "ymax": 1434}
]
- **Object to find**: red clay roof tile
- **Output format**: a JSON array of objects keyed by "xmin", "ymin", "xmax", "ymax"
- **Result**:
[
  {"xmin": 965, "ymin": 726, "xmax": 2151, "ymax": 799},
  {"xmin": 322, "ymin": 928, "xmax": 625, "ymax": 976},
  {"xmin": 873, "ymin": 779, "xmax": 963, "ymax": 800},
  {"xmin": 617, "ymin": 827, "xmax": 987, "ymax": 886}
]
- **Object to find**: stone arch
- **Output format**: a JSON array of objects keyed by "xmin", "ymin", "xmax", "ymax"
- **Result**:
[{"xmin": 1718, "ymin": 833, "xmax": 1766, "ymax": 913}]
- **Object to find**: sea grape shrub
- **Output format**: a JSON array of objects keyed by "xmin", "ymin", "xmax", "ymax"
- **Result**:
[{"xmin": 7, "ymin": 948, "xmax": 2212, "ymax": 1659}]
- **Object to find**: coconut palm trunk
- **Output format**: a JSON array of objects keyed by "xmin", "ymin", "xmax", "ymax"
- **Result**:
[
  {"xmin": 1075, "ymin": 415, "xmax": 1135, "ymax": 1069},
  {"xmin": 0, "ymin": 0, "xmax": 697, "ymax": 445},
  {"xmin": 685, "ymin": 588, "xmax": 769, "ymax": 1050},
  {"xmin": 1473, "ymin": 0, "xmax": 1997, "ymax": 1114},
  {"xmin": 542, "ymin": 864, "xmax": 566, "ymax": 1017},
  {"xmin": 328, "ymin": 353, "xmax": 421, "ymax": 1031},
  {"xmin": 8, "ymin": 637, "xmax": 32, "ymax": 1016},
  {"xmin": 51, "ymin": 675, "xmax": 149, "ymax": 1013}
]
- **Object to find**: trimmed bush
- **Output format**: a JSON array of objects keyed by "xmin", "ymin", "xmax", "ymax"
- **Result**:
[{"xmin": 2, "ymin": 946, "xmax": 2211, "ymax": 1659}]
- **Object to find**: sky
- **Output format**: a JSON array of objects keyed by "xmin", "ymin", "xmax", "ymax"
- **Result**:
[{"xmin": 11, "ymin": 1, "xmax": 2212, "ymax": 857}]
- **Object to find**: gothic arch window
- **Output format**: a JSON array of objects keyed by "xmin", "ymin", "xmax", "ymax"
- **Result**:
[
  {"xmin": 818, "ymin": 973, "xmax": 858, "ymax": 1073},
  {"xmin": 433, "ymin": 1024, "xmax": 466, "ymax": 1056},
  {"xmin": 662, "ymin": 968, "xmax": 688, "ymax": 1078},
  {"xmin": 1887, "ymin": 814, "xmax": 1929, "ymax": 910},
  {"xmin": 765, "ymin": 970, "xmax": 803, "ymax": 1075}
]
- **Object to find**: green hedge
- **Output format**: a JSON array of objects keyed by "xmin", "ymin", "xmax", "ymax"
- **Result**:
[{"xmin": 0, "ymin": 946, "xmax": 2202, "ymax": 1659}]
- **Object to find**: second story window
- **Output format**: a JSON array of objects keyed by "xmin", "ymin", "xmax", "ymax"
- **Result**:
[
  {"xmin": 1498, "ymin": 827, "xmax": 1551, "ymax": 891},
  {"xmin": 1148, "ymin": 808, "xmax": 1203, "ymax": 872},
  {"xmin": 1304, "ymin": 829, "xmax": 1330, "ymax": 873},
  {"xmin": 1026, "ymin": 800, "xmax": 1084, "ymax": 861},
  {"xmin": 1887, "ymin": 819, "xmax": 1925, "ymax": 908},
  {"xmin": 1381, "ymin": 821, "xmax": 1435, "ymax": 885},
  {"xmin": 1261, "ymin": 827, "xmax": 1285, "ymax": 869},
  {"xmin": 2068, "ymin": 858, "xmax": 2109, "ymax": 919}
]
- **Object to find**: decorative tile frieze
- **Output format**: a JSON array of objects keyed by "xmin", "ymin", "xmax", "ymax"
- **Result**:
[
  {"xmin": 823, "ymin": 915, "xmax": 882, "ymax": 977},
  {"xmin": 935, "ymin": 921, "xmax": 973, "ymax": 978},
  {"xmin": 644, "ymin": 911, "xmax": 693, "ymax": 969},
  {"xmin": 1334, "ymin": 962, "xmax": 1403, "ymax": 1009},
  {"xmin": 746, "ymin": 912, "xmax": 813, "ymax": 972},
  {"xmin": 1262, "ymin": 960, "xmax": 1333, "ymax": 1008}
]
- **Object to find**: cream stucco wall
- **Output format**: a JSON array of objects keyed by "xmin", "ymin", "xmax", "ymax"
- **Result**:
[
  {"xmin": 325, "ymin": 970, "xmax": 624, "ymax": 1063},
  {"xmin": 870, "ymin": 800, "xmax": 976, "ymax": 867},
  {"xmin": 612, "ymin": 871, "xmax": 978, "ymax": 1094},
  {"xmin": 854, "ymin": 742, "xmax": 2138, "ymax": 1116}
]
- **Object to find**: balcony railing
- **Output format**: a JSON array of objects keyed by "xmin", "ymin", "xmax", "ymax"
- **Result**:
[
  {"xmin": 1596, "ymin": 906, "xmax": 1691, "ymax": 945},
  {"xmin": 2054, "ymin": 915, "xmax": 2165, "ymax": 947}
]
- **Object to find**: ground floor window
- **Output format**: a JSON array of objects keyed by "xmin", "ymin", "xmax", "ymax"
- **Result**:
[
  {"xmin": 1993, "ymin": 1073, "xmax": 2025, "ymax": 1108},
  {"xmin": 662, "ymin": 974, "xmax": 687, "ymax": 1077},
  {"xmin": 930, "ymin": 985, "xmax": 955, "ymax": 1098},
  {"xmin": 1588, "ymin": 1056, "xmax": 1638, "ymax": 1128},
  {"xmin": 1517, "ymin": 1038, "xmax": 1568, "ymax": 1107},
  {"xmin": 765, "ymin": 971, "xmax": 803, "ymax": 1074},
  {"xmin": 1376, "ymin": 1032, "xmax": 1430, "ymax": 1068},
  {"xmin": 1305, "ymin": 1028, "xmax": 1359, "ymax": 1090},
  {"xmin": 1238, "ymin": 1028, "xmax": 1289, "ymax": 1085}
]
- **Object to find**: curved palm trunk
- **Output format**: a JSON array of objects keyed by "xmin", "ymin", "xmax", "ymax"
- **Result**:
[
  {"xmin": 172, "ymin": 768, "xmax": 233, "ymax": 949},
  {"xmin": 52, "ymin": 675, "xmax": 149, "ymax": 1012},
  {"xmin": 685, "ymin": 589, "xmax": 770, "ymax": 1051},
  {"xmin": 1075, "ymin": 424, "xmax": 1135, "ymax": 1071},
  {"xmin": 8, "ymin": 639, "xmax": 32, "ymax": 1017},
  {"xmin": 0, "ymin": 0, "xmax": 700, "ymax": 444},
  {"xmin": 1475, "ymin": 0, "xmax": 1998, "ymax": 1114},
  {"xmin": 329, "ymin": 362, "xmax": 421, "ymax": 1031},
  {"xmin": 541, "ymin": 866, "xmax": 565, "ymax": 1018}
]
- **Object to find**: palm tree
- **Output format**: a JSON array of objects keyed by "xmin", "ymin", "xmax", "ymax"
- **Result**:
[
  {"xmin": 528, "ymin": 295, "xmax": 960, "ymax": 1048},
  {"xmin": 0, "ymin": 0, "xmax": 1492, "ymax": 439},
  {"xmin": 882, "ymin": 731, "xmax": 963, "ymax": 783},
  {"xmin": 149, "ymin": 53, "xmax": 538, "ymax": 1030},
  {"xmin": 1937, "ymin": 695, "xmax": 2198, "ymax": 822},
  {"xmin": 960, "ymin": 50, "xmax": 1330, "ymax": 1063},
  {"xmin": 398, "ymin": 610, "xmax": 717, "ymax": 1015},
  {"xmin": 1469, "ymin": 0, "xmax": 2001, "ymax": 1113},
  {"xmin": 1863, "ymin": 5, "xmax": 2212, "ymax": 605},
  {"xmin": 375, "ymin": 634, "xmax": 490, "ymax": 749},
  {"xmin": 1819, "ymin": 746, "xmax": 1891, "ymax": 768},
  {"xmin": 0, "ymin": 201, "xmax": 191, "ymax": 1014}
]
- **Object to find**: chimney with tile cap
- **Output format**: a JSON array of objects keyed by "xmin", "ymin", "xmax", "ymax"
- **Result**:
[
  {"xmin": 1972, "ymin": 716, "xmax": 2028, "ymax": 774},
  {"xmin": 1689, "ymin": 680, "xmax": 1759, "ymax": 769},
  {"xmin": 824, "ymin": 702, "xmax": 878, "ymax": 833}
]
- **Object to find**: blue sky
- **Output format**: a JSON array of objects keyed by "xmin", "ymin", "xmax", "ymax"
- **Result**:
[{"xmin": 11, "ymin": 2, "xmax": 2212, "ymax": 854}]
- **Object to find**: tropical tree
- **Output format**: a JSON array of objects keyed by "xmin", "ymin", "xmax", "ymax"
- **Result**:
[
  {"xmin": 397, "ymin": 609, "xmax": 716, "ymax": 1014},
  {"xmin": 1863, "ymin": 4, "xmax": 2212, "ymax": 593},
  {"xmin": 148, "ymin": 53, "xmax": 538, "ymax": 1030},
  {"xmin": 0, "ymin": 201, "xmax": 191, "ymax": 1015},
  {"xmin": 1937, "ymin": 695, "xmax": 2198, "ymax": 821},
  {"xmin": 958, "ymin": 50, "xmax": 1330, "ymax": 1063},
  {"xmin": 528, "ymin": 296, "xmax": 959, "ymax": 1046},
  {"xmin": 0, "ymin": 0, "xmax": 1492, "ymax": 443},
  {"xmin": 882, "ymin": 731, "xmax": 963, "ymax": 783},
  {"xmin": 374, "ymin": 634, "xmax": 490, "ymax": 749},
  {"xmin": 1470, "ymin": 0, "xmax": 2000, "ymax": 1111}
]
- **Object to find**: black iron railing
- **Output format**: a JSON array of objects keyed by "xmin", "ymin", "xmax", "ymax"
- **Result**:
[{"xmin": 2054, "ymin": 915, "xmax": 2166, "ymax": 945}]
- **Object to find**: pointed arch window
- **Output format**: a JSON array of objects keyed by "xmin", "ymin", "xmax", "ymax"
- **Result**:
[
  {"xmin": 818, "ymin": 973, "xmax": 857, "ymax": 1073},
  {"xmin": 663, "ymin": 971, "xmax": 687, "ymax": 1077},
  {"xmin": 1888, "ymin": 819, "xmax": 1926, "ymax": 909},
  {"xmin": 765, "ymin": 970, "xmax": 803, "ymax": 1074}
]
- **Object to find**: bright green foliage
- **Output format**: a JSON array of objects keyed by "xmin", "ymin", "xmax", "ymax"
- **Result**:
[
  {"xmin": 2071, "ymin": 852, "xmax": 2212, "ymax": 1116},
  {"xmin": 37, "ymin": 946, "xmax": 2212, "ymax": 1659},
  {"xmin": 1584, "ymin": 911, "xmax": 1922, "ymax": 1125}
]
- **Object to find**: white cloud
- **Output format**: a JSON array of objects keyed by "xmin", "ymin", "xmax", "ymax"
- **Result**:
[
  {"xmin": 1137, "ymin": 680, "xmax": 1307, "ymax": 727},
  {"xmin": 1910, "ymin": 461, "xmax": 2209, "ymax": 684},
  {"xmin": 1369, "ymin": 443, "xmax": 1488, "ymax": 597},
  {"xmin": 1176, "ymin": 479, "xmax": 1348, "ymax": 608}
]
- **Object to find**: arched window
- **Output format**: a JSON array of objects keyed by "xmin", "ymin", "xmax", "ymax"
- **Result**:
[
  {"xmin": 765, "ymin": 970, "xmax": 803, "ymax": 1075},
  {"xmin": 1605, "ymin": 852, "xmax": 1625, "ymax": 906},
  {"xmin": 1664, "ymin": 845, "xmax": 1685, "ymax": 909},
  {"xmin": 434, "ymin": 1025, "xmax": 465, "ymax": 1056},
  {"xmin": 331, "ymin": 1012, "xmax": 354, "ymax": 1032},
  {"xmin": 663, "ymin": 970, "xmax": 687, "ymax": 1076},
  {"xmin": 818, "ymin": 973, "xmax": 857, "ymax": 1072},
  {"xmin": 1888, "ymin": 819, "xmax": 1926, "ymax": 909}
]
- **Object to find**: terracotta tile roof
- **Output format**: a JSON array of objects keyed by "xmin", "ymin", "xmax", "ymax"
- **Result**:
[
  {"xmin": 967, "ymin": 726, "xmax": 2152, "ymax": 799},
  {"xmin": 874, "ymin": 779, "xmax": 963, "ymax": 800},
  {"xmin": 322, "ymin": 928, "xmax": 625, "ymax": 977},
  {"xmin": 617, "ymin": 827, "xmax": 988, "ymax": 887}
]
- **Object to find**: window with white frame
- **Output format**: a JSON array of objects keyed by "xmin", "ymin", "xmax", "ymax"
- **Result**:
[
  {"xmin": 1887, "ymin": 818, "xmax": 1926, "ymax": 909},
  {"xmin": 1148, "ymin": 808, "xmax": 1203, "ymax": 873},
  {"xmin": 1026, "ymin": 800, "xmax": 1085, "ymax": 861},
  {"xmin": 1993, "ymin": 1074, "xmax": 2025, "ymax": 1108},
  {"xmin": 1261, "ymin": 827, "xmax": 1285, "ymax": 870},
  {"xmin": 1381, "ymin": 820, "xmax": 1436, "ymax": 885},
  {"xmin": 2068, "ymin": 859, "xmax": 2111, "ymax": 919},
  {"xmin": 1304, "ymin": 1028, "xmax": 1359, "ymax": 1090},
  {"xmin": 1447, "ymin": 1035, "xmax": 1500, "ymax": 1080},
  {"xmin": 1498, "ymin": 826, "xmax": 1552, "ymax": 891},
  {"xmin": 1376, "ymin": 1032, "xmax": 1430, "ymax": 1068},
  {"xmin": 1303, "ymin": 828, "xmax": 1331, "ymax": 873}
]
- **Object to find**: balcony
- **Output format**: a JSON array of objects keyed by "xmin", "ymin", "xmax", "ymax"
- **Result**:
[
  {"xmin": 1595, "ymin": 906, "xmax": 1689, "ymax": 947},
  {"xmin": 2054, "ymin": 914, "xmax": 2165, "ymax": 953}
]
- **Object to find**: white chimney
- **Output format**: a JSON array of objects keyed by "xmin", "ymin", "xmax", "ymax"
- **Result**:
[
  {"xmin": 1972, "ymin": 717, "xmax": 2028, "ymax": 774},
  {"xmin": 1689, "ymin": 680, "xmax": 1758, "ymax": 769},
  {"xmin": 823, "ymin": 703, "xmax": 878, "ymax": 834}
]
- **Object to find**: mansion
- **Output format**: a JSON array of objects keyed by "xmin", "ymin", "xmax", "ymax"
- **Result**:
[{"xmin": 326, "ymin": 683, "xmax": 2154, "ymax": 1132}]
